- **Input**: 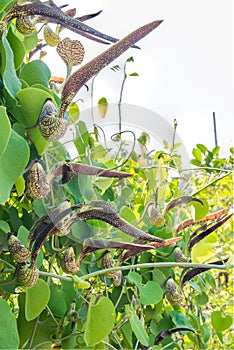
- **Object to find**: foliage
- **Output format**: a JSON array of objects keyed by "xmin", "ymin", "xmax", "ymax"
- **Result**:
[{"xmin": 0, "ymin": 1, "xmax": 233, "ymax": 349}]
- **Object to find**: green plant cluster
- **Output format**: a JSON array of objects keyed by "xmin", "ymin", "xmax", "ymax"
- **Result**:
[{"xmin": 0, "ymin": 1, "xmax": 233, "ymax": 349}]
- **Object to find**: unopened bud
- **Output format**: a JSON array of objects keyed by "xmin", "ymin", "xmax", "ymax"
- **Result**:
[
  {"xmin": 57, "ymin": 38, "xmax": 85, "ymax": 66},
  {"xmin": 174, "ymin": 247, "xmax": 189, "ymax": 263},
  {"xmin": 148, "ymin": 205, "xmax": 165, "ymax": 227},
  {"xmin": 166, "ymin": 278, "xmax": 182, "ymax": 305},
  {"xmin": 16, "ymin": 17, "xmax": 35, "ymax": 35},
  {"xmin": 43, "ymin": 25, "xmax": 60, "ymax": 47},
  {"xmin": 16, "ymin": 263, "xmax": 39, "ymax": 288},
  {"xmin": 60, "ymin": 247, "xmax": 79, "ymax": 274},
  {"xmin": 8, "ymin": 235, "xmax": 30, "ymax": 263},
  {"xmin": 26, "ymin": 161, "xmax": 50, "ymax": 199}
]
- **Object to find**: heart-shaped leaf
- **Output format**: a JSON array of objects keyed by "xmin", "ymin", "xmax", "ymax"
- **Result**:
[
  {"xmin": 139, "ymin": 281, "xmax": 163, "ymax": 305},
  {"xmin": 0, "ymin": 298, "xmax": 19, "ymax": 349},
  {"xmin": 84, "ymin": 296, "xmax": 115, "ymax": 346},
  {"xmin": 25, "ymin": 278, "xmax": 50, "ymax": 321},
  {"xmin": 19, "ymin": 60, "xmax": 51, "ymax": 87},
  {"xmin": 211, "ymin": 311, "xmax": 232, "ymax": 332}
]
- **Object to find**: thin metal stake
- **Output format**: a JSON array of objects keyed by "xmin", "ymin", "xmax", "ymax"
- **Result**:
[{"xmin": 213, "ymin": 112, "xmax": 218, "ymax": 147}]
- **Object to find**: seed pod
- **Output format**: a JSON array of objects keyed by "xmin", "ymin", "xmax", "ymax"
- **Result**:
[
  {"xmin": 174, "ymin": 247, "xmax": 189, "ymax": 263},
  {"xmin": 57, "ymin": 38, "xmax": 85, "ymax": 66},
  {"xmin": 8, "ymin": 235, "xmax": 30, "ymax": 263},
  {"xmin": 16, "ymin": 16, "xmax": 35, "ymax": 35},
  {"xmin": 39, "ymin": 99, "xmax": 68, "ymax": 142},
  {"xmin": 112, "ymin": 270, "xmax": 122, "ymax": 286},
  {"xmin": 166, "ymin": 278, "xmax": 182, "ymax": 305},
  {"xmin": 26, "ymin": 161, "xmax": 50, "ymax": 199},
  {"xmin": 16, "ymin": 262, "xmax": 39, "ymax": 288},
  {"xmin": 60, "ymin": 247, "xmax": 79, "ymax": 274},
  {"xmin": 43, "ymin": 25, "xmax": 60, "ymax": 47},
  {"xmin": 148, "ymin": 205, "xmax": 165, "ymax": 227}
]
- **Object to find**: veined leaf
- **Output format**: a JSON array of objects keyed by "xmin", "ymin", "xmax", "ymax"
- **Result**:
[
  {"xmin": 0, "ymin": 106, "xmax": 11, "ymax": 157},
  {"xmin": 25, "ymin": 278, "xmax": 50, "ymax": 321},
  {"xmin": 0, "ymin": 298, "xmax": 19, "ymax": 349},
  {"xmin": 0, "ymin": 30, "xmax": 22, "ymax": 99},
  {"xmin": 84, "ymin": 296, "xmax": 115, "ymax": 346},
  {"xmin": 0, "ymin": 129, "xmax": 29, "ymax": 204}
]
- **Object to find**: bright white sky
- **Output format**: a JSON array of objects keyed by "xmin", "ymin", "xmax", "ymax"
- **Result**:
[{"xmin": 44, "ymin": 0, "xmax": 234, "ymax": 158}]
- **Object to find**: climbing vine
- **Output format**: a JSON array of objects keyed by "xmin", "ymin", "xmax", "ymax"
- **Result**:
[{"xmin": 0, "ymin": 1, "xmax": 233, "ymax": 349}]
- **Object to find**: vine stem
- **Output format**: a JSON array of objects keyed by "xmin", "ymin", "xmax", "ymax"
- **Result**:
[
  {"xmin": 38, "ymin": 262, "xmax": 234, "ymax": 282},
  {"xmin": 192, "ymin": 172, "xmax": 229, "ymax": 196}
]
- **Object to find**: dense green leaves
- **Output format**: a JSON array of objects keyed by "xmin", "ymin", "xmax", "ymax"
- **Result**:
[
  {"xmin": 0, "ymin": 298, "xmax": 19, "ymax": 349},
  {"xmin": 0, "ymin": 5, "xmax": 233, "ymax": 350}
]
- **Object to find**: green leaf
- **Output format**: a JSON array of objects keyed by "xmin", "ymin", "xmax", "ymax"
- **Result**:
[
  {"xmin": 128, "ymin": 305, "xmax": 149, "ymax": 346},
  {"xmin": 129, "ymin": 72, "xmax": 139, "ymax": 76},
  {"xmin": 170, "ymin": 311, "xmax": 193, "ymax": 328},
  {"xmin": 139, "ymin": 281, "xmax": 163, "ymax": 305},
  {"xmin": 16, "ymin": 87, "xmax": 53, "ymax": 154},
  {"xmin": 48, "ymin": 283, "xmax": 67, "ymax": 317},
  {"xmin": 15, "ymin": 176, "xmax": 25, "ymax": 196},
  {"xmin": 25, "ymin": 278, "xmax": 50, "ymax": 321},
  {"xmin": 68, "ymin": 102, "xmax": 80, "ymax": 122},
  {"xmin": 0, "ymin": 220, "xmax": 10, "ymax": 233},
  {"xmin": 197, "ymin": 144, "xmax": 208, "ymax": 154},
  {"xmin": 211, "ymin": 311, "xmax": 232, "ymax": 332},
  {"xmin": 94, "ymin": 177, "xmax": 113, "ymax": 193},
  {"xmin": 7, "ymin": 26, "xmax": 25, "ymax": 70},
  {"xmin": 192, "ymin": 148, "xmax": 202, "ymax": 162},
  {"xmin": 195, "ymin": 292, "xmax": 209, "ymax": 305},
  {"xmin": 0, "ymin": 107, "xmax": 11, "ymax": 157},
  {"xmin": 192, "ymin": 198, "xmax": 209, "ymax": 221},
  {"xmin": 0, "ymin": 298, "xmax": 19, "ymax": 349},
  {"xmin": 98, "ymin": 97, "xmax": 108, "ymax": 118},
  {"xmin": 23, "ymin": 34, "xmax": 38, "ymax": 53},
  {"xmin": 191, "ymin": 242, "xmax": 214, "ymax": 263},
  {"xmin": 127, "ymin": 271, "xmax": 142, "ymax": 287},
  {"xmin": 0, "ymin": 129, "xmax": 30, "ymax": 204},
  {"xmin": 20, "ymin": 60, "xmax": 51, "ymax": 87},
  {"xmin": 84, "ymin": 296, "xmax": 115, "ymax": 346},
  {"xmin": 0, "ymin": 31, "xmax": 22, "ymax": 99},
  {"xmin": 0, "ymin": 0, "xmax": 16, "ymax": 11}
]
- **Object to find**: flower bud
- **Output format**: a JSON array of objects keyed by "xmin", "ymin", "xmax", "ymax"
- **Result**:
[
  {"xmin": 148, "ymin": 205, "xmax": 165, "ymax": 227},
  {"xmin": 174, "ymin": 247, "xmax": 189, "ymax": 263},
  {"xmin": 166, "ymin": 278, "xmax": 182, "ymax": 305},
  {"xmin": 26, "ymin": 161, "xmax": 50, "ymax": 199},
  {"xmin": 8, "ymin": 235, "xmax": 30, "ymax": 263},
  {"xmin": 16, "ymin": 17, "xmax": 35, "ymax": 35},
  {"xmin": 57, "ymin": 38, "xmax": 85, "ymax": 66},
  {"xmin": 43, "ymin": 25, "xmax": 60, "ymax": 47},
  {"xmin": 60, "ymin": 247, "xmax": 79, "ymax": 274},
  {"xmin": 102, "ymin": 252, "xmax": 116, "ymax": 278},
  {"xmin": 16, "ymin": 263, "xmax": 39, "ymax": 288},
  {"xmin": 112, "ymin": 270, "xmax": 122, "ymax": 286}
]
